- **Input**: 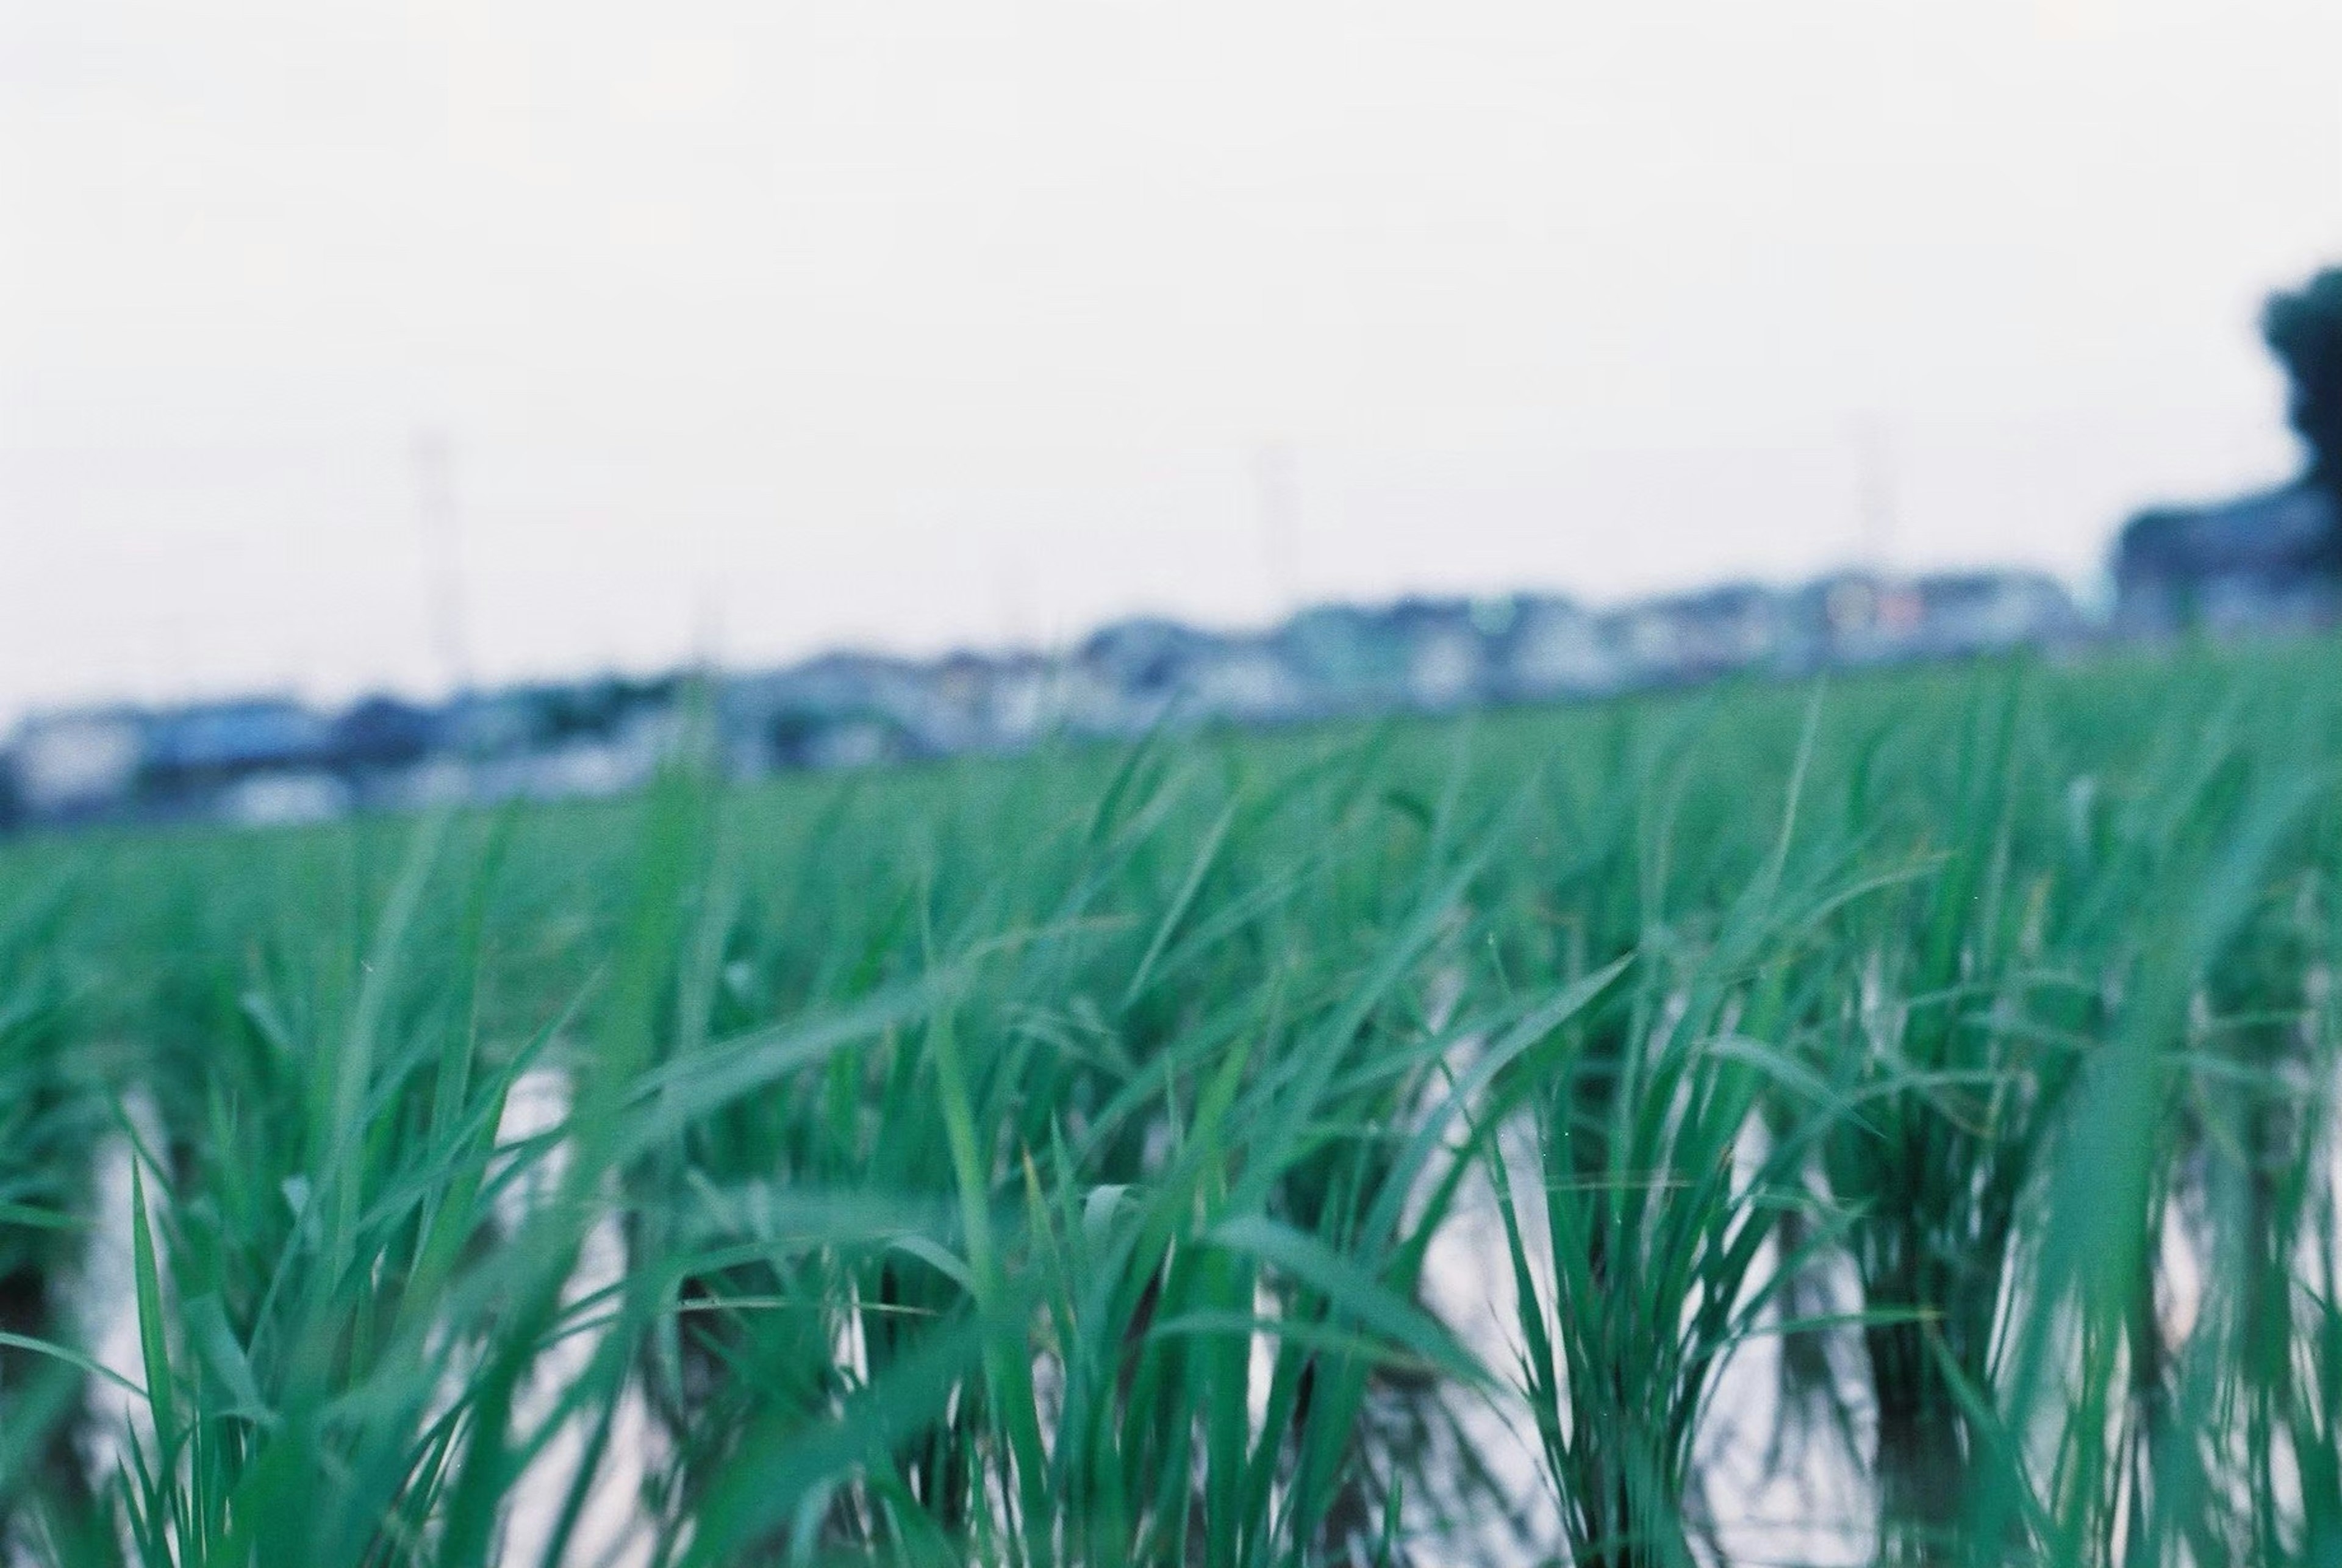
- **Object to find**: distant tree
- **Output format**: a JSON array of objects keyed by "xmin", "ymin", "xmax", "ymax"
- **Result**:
[{"xmin": 2263, "ymin": 267, "xmax": 2342, "ymax": 492}]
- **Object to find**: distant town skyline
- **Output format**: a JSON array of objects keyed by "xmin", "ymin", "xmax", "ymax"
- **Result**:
[{"xmin": 5, "ymin": 0, "xmax": 2338, "ymax": 727}]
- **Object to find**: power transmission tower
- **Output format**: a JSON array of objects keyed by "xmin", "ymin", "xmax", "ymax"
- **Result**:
[
  {"xmin": 411, "ymin": 429, "xmax": 473, "ymax": 694},
  {"xmin": 1852, "ymin": 415, "xmax": 1899, "ymax": 571},
  {"xmin": 1255, "ymin": 439, "xmax": 1300, "ymax": 616}
]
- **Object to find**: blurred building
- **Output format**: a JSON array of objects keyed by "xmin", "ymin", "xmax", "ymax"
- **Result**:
[
  {"xmin": 140, "ymin": 699, "xmax": 336, "ymax": 817},
  {"xmin": 9, "ymin": 709, "xmax": 146, "ymax": 823},
  {"xmin": 1794, "ymin": 569, "xmax": 2084, "ymax": 669},
  {"xmin": 1486, "ymin": 595, "xmax": 1614, "ymax": 700},
  {"xmin": 0, "ymin": 561, "xmax": 2107, "ymax": 836},
  {"xmin": 2112, "ymin": 482, "xmax": 2342, "ymax": 635},
  {"xmin": 1607, "ymin": 584, "xmax": 1786, "ymax": 686}
]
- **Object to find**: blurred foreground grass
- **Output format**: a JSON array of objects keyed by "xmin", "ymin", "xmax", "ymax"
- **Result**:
[{"xmin": 4, "ymin": 639, "xmax": 2342, "ymax": 1566}]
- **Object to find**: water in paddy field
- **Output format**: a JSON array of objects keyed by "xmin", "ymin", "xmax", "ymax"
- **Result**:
[
  {"xmin": 76, "ymin": 1089, "xmax": 165, "ymax": 1496},
  {"xmin": 491, "ymin": 1067, "xmax": 659, "ymax": 1568}
]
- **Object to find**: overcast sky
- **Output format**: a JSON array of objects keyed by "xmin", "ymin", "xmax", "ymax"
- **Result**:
[{"xmin": 4, "ymin": 0, "xmax": 2339, "ymax": 721}]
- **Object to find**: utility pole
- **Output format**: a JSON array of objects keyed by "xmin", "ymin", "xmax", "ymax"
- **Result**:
[
  {"xmin": 411, "ymin": 428, "xmax": 473, "ymax": 695},
  {"xmin": 1852, "ymin": 415, "xmax": 1899, "ymax": 571},
  {"xmin": 991, "ymin": 546, "xmax": 1034, "ymax": 651},
  {"xmin": 1254, "ymin": 439, "xmax": 1300, "ymax": 617}
]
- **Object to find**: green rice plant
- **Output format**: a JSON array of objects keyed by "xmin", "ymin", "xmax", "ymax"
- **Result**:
[
  {"xmin": 622, "ymin": 737, "xmax": 1547, "ymax": 1567},
  {"xmin": 78, "ymin": 816, "xmax": 560, "ymax": 1567},
  {"xmin": 1943, "ymin": 677, "xmax": 2336, "ymax": 1568},
  {"xmin": 2084, "ymin": 771, "xmax": 2342, "ymax": 1568},
  {"xmin": 1483, "ymin": 704, "xmax": 1895, "ymax": 1568},
  {"xmin": 2282, "ymin": 1106, "xmax": 2342, "ymax": 1568},
  {"xmin": 6, "ymin": 639, "xmax": 2342, "ymax": 1564},
  {"xmin": 1790, "ymin": 675, "xmax": 2093, "ymax": 1563},
  {"xmin": 0, "ymin": 873, "xmax": 110, "ymax": 1555}
]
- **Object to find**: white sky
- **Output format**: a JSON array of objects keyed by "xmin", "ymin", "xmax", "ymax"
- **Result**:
[{"xmin": 4, "ymin": 0, "xmax": 2340, "ymax": 720}]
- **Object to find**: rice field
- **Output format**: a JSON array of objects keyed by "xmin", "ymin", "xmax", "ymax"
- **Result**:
[{"xmin": 4, "ymin": 637, "xmax": 2342, "ymax": 1567}]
